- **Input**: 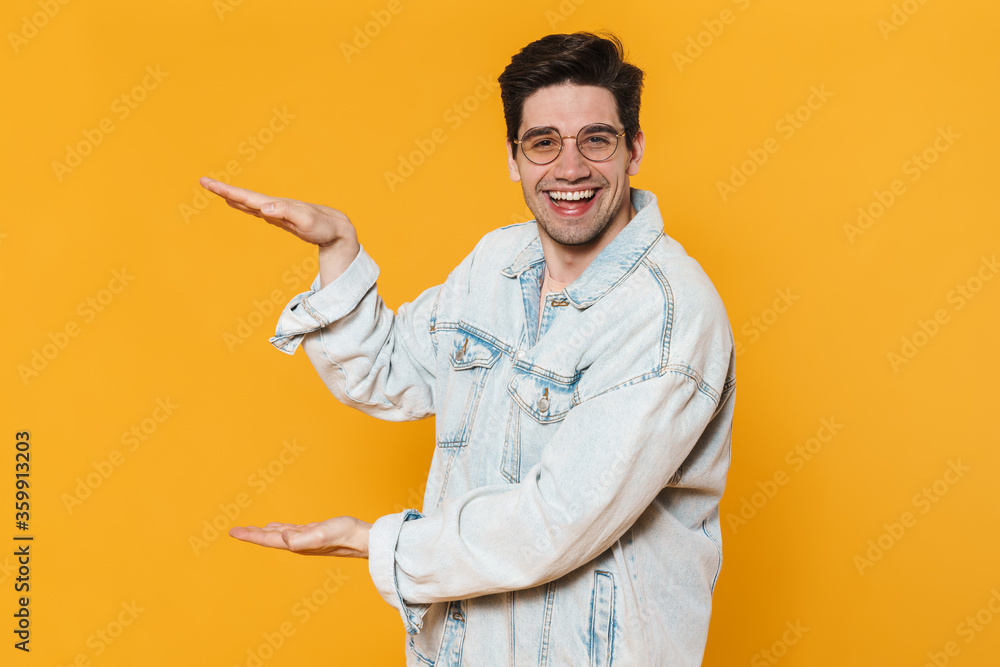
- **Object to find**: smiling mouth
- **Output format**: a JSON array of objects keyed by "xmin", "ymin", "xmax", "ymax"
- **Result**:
[{"xmin": 546, "ymin": 188, "xmax": 599, "ymax": 208}]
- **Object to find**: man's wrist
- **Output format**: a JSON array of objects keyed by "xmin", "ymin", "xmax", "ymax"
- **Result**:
[
  {"xmin": 354, "ymin": 519, "xmax": 372, "ymax": 559},
  {"xmin": 318, "ymin": 238, "xmax": 361, "ymax": 288}
]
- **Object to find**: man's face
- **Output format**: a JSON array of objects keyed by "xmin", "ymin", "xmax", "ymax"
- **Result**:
[{"xmin": 506, "ymin": 83, "xmax": 644, "ymax": 251}]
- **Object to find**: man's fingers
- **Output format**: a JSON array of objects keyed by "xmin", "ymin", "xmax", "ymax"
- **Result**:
[
  {"xmin": 200, "ymin": 176, "xmax": 277, "ymax": 212},
  {"xmin": 224, "ymin": 199, "xmax": 264, "ymax": 217},
  {"xmin": 283, "ymin": 526, "xmax": 328, "ymax": 552},
  {"xmin": 229, "ymin": 525, "xmax": 294, "ymax": 549}
]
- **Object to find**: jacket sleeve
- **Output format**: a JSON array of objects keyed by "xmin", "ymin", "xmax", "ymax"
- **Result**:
[
  {"xmin": 368, "ymin": 363, "xmax": 736, "ymax": 633},
  {"xmin": 269, "ymin": 245, "xmax": 441, "ymax": 422}
]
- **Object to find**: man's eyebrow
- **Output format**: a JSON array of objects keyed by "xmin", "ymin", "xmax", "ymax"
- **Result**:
[{"xmin": 521, "ymin": 126, "xmax": 558, "ymax": 139}]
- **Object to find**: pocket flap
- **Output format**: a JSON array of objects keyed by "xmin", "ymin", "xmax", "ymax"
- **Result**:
[
  {"xmin": 449, "ymin": 333, "xmax": 503, "ymax": 370},
  {"xmin": 507, "ymin": 371, "xmax": 577, "ymax": 424}
]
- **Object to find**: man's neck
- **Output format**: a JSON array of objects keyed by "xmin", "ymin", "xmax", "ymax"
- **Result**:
[{"xmin": 541, "ymin": 202, "xmax": 638, "ymax": 284}]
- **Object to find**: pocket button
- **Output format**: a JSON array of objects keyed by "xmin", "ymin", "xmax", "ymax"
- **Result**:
[{"xmin": 537, "ymin": 389, "xmax": 550, "ymax": 413}]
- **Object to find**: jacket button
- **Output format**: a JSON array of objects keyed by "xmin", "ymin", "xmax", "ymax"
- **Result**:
[
  {"xmin": 516, "ymin": 350, "xmax": 526, "ymax": 360},
  {"xmin": 537, "ymin": 397, "xmax": 549, "ymax": 412}
]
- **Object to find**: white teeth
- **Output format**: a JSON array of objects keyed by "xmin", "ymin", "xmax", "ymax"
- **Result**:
[{"xmin": 548, "ymin": 189, "xmax": 595, "ymax": 201}]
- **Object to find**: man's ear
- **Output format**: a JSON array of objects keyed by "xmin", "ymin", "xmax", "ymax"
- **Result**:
[
  {"xmin": 626, "ymin": 129, "xmax": 645, "ymax": 177},
  {"xmin": 506, "ymin": 139, "xmax": 521, "ymax": 183}
]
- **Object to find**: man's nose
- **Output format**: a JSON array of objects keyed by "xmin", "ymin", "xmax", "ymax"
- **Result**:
[{"xmin": 551, "ymin": 137, "xmax": 591, "ymax": 181}]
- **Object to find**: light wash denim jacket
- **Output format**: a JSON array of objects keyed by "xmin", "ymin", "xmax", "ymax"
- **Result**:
[{"xmin": 270, "ymin": 188, "xmax": 736, "ymax": 666}]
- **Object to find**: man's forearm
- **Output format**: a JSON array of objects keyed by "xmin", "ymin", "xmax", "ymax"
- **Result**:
[{"xmin": 318, "ymin": 237, "xmax": 361, "ymax": 288}]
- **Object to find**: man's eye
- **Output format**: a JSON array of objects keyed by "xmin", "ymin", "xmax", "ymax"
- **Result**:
[{"xmin": 531, "ymin": 138, "xmax": 558, "ymax": 149}]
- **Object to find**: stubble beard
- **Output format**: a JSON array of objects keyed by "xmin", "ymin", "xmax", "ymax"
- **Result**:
[{"xmin": 526, "ymin": 185, "xmax": 623, "ymax": 247}]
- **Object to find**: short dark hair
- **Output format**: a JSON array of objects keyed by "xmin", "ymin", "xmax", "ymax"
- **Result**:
[{"xmin": 498, "ymin": 32, "xmax": 644, "ymax": 156}]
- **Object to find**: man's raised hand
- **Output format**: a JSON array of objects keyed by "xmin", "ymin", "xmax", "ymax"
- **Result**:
[
  {"xmin": 200, "ymin": 177, "xmax": 361, "ymax": 286},
  {"xmin": 229, "ymin": 516, "xmax": 372, "ymax": 559}
]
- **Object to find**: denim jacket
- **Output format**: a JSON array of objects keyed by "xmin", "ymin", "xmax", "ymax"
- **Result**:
[{"xmin": 270, "ymin": 189, "xmax": 736, "ymax": 666}]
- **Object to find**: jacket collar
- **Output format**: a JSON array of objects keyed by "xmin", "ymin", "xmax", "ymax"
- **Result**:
[{"xmin": 500, "ymin": 188, "xmax": 664, "ymax": 309}]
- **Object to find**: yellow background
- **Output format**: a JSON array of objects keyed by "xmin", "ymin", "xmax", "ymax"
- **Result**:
[{"xmin": 3, "ymin": 0, "xmax": 998, "ymax": 664}]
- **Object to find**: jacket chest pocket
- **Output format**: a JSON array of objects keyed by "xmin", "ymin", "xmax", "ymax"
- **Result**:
[
  {"xmin": 500, "ymin": 369, "xmax": 579, "ymax": 482},
  {"xmin": 436, "ymin": 332, "xmax": 503, "ymax": 448}
]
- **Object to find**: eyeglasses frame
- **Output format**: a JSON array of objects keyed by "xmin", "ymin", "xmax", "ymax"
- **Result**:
[{"xmin": 512, "ymin": 123, "xmax": 628, "ymax": 165}]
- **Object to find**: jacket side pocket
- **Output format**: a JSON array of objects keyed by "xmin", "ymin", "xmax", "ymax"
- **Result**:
[
  {"xmin": 436, "ymin": 330, "xmax": 502, "ymax": 447},
  {"xmin": 589, "ymin": 570, "xmax": 616, "ymax": 667}
]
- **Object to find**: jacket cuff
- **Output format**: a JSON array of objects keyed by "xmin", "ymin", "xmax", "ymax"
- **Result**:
[
  {"xmin": 369, "ymin": 509, "xmax": 431, "ymax": 635},
  {"xmin": 268, "ymin": 245, "xmax": 378, "ymax": 354}
]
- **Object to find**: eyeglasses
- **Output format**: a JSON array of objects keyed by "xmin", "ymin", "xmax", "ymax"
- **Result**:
[{"xmin": 512, "ymin": 123, "xmax": 627, "ymax": 165}]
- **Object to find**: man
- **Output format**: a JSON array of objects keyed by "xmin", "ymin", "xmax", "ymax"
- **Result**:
[{"xmin": 202, "ymin": 32, "xmax": 736, "ymax": 666}]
